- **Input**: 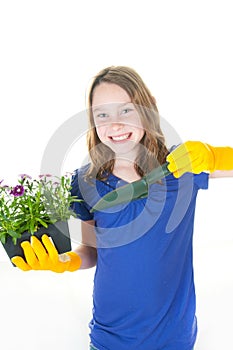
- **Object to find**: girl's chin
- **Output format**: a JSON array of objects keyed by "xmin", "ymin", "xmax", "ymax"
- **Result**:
[{"xmin": 107, "ymin": 145, "xmax": 138, "ymax": 158}]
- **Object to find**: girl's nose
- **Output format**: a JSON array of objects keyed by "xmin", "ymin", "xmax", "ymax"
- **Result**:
[{"xmin": 111, "ymin": 122, "xmax": 124, "ymax": 131}]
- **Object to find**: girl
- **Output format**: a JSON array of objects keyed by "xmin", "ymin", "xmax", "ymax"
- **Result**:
[{"xmin": 12, "ymin": 66, "xmax": 233, "ymax": 350}]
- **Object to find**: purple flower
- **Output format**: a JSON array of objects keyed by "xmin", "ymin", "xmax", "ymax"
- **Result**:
[
  {"xmin": 18, "ymin": 174, "xmax": 32, "ymax": 179},
  {"xmin": 39, "ymin": 174, "xmax": 52, "ymax": 178},
  {"xmin": 10, "ymin": 185, "xmax": 25, "ymax": 197}
]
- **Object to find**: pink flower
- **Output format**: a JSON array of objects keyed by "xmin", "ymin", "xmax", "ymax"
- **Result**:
[
  {"xmin": 18, "ymin": 174, "xmax": 32, "ymax": 179},
  {"xmin": 39, "ymin": 174, "xmax": 52, "ymax": 178}
]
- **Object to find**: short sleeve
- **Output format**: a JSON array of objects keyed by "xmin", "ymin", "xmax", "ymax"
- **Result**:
[
  {"xmin": 70, "ymin": 168, "xmax": 94, "ymax": 221},
  {"xmin": 193, "ymin": 172, "xmax": 209, "ymax": 190}
]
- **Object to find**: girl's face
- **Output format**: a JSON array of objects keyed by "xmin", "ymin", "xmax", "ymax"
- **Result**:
[{"xmin": 92, "ymin": 83, "xmax": 145, "ymax": 157}]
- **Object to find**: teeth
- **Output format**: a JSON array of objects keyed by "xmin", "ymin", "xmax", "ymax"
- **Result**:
[{"xmin": 111, "ymin": 133, "xmax": 130, "ymax": 141}]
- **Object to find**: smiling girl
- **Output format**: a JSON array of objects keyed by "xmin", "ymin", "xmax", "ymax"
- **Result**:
[{"xmin": 12, "ymin": 66, "xmax": 233, "ymax": 350}]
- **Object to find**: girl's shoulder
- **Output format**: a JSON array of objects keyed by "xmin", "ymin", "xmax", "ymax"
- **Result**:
[
  {"xmin": 71, "ymin": 163, "xmax": 93, "ymax": 198},
  {"xmin": 72, "ymin": 163, "xmax": 91, "ymax": 179}
]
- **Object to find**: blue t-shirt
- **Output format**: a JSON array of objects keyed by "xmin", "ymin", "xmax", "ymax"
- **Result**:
[{"xmin": 71, "ymin": 164, "xmax": 209, "ymax": 350}]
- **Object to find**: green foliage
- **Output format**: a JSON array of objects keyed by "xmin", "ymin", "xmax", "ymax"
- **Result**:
[{"xmin": 0, "ymin": 174, "xmax": 80, "ymax": 245}]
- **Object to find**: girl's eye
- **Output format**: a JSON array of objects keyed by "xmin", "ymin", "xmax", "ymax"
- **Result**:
[
  {"xmin": 97, "ymin": 113, "xmax": 108, "ymax": 119},
  {"xmin": 121, "ymin": 108, "xmax": 132, "ymax": 115}
]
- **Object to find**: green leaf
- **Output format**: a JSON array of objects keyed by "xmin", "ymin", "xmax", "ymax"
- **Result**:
[
  {"xmin": 30, "ymin": 219, "xmax": 35, "ymax": 234},
  {"xmin": 36, "ymin": 218, "xmax": 48, "ymax": 228},
  {"xmin": 0, "ymin": 235, "xmax": 6, "ymax": 244},
  {"xmin": 8, "ymin": 230, "xmax": 22, "ymax": 239}
]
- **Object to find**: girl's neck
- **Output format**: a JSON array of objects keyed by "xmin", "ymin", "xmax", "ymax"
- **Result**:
[{"xmin": 113, "ymin": 157, "xmax": 141, "ymax": 183}]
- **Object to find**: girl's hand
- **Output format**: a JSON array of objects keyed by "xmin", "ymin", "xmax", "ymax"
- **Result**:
[
  {"xmin": 11, "ymin": 235, "xmax": 82, "ymax": 273},
  {"xmin": 166, "ymin": 141, "xmax": 233, "ymax": 178}
]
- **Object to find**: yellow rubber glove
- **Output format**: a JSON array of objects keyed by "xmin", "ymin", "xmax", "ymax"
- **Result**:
[
  {"xmin": 11, "ymin": 234, "xmax": 82, "ymax": 273},
  {"xmin": 166, "ymin": 141, "xmax": 233, "ymax": 178}
]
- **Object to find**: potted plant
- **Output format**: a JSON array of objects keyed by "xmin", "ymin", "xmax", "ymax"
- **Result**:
[{"xmin": 0, "ymin": 173, "xmax": 80, "ymax": 264}]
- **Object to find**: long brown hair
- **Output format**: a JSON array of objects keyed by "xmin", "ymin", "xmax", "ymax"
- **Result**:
[{"xmin": 86, "ymin": 66, "xmax": 169, "ymax": 181}]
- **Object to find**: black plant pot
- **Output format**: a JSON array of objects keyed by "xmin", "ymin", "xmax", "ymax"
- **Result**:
[{"xmin": 2, "ymin": 221, "xmax": 71, "ymax": 266}]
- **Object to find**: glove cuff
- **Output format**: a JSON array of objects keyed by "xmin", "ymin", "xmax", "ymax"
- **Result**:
[
  {"xmin": 207, "ymin": 144, "xmax": 233, "ymax": 171},
  {"xmin": 66, "ymin": 251, "xmax": 82, "ymax": 271}
]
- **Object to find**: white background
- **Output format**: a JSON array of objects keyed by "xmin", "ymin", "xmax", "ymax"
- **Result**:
[{"xmin": 0, "ymin": 1, "xmax": 233, "ymax": 349}]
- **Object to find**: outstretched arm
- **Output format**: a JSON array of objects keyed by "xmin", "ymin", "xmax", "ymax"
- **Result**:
[{"xmin": 167, "ymin": 141, "xmax": 233, "ymax": 178}]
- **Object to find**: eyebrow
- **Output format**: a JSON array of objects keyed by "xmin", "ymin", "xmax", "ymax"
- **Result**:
[{"xmin": 92, "ymin": 101, "xmax": 132, "ymax": 113}]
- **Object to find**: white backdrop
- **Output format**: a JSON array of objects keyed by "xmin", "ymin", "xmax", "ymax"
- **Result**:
[{"xmin": 0, "ymin": 1, "xmax": 233, "ymax": 349}]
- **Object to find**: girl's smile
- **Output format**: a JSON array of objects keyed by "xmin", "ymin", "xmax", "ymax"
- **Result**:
[{"xmin": 109, "ymin": 132, "xmax": 132, "ymax": 142}]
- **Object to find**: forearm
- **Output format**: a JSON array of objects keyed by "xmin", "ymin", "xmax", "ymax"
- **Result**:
[
  {"xmin": 73, "ymin": 244, "xmax": 97, "ymax": 269},
  {"xmin": 210, "ymin": 170, "xmax": 233, "ymax": 178}
]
